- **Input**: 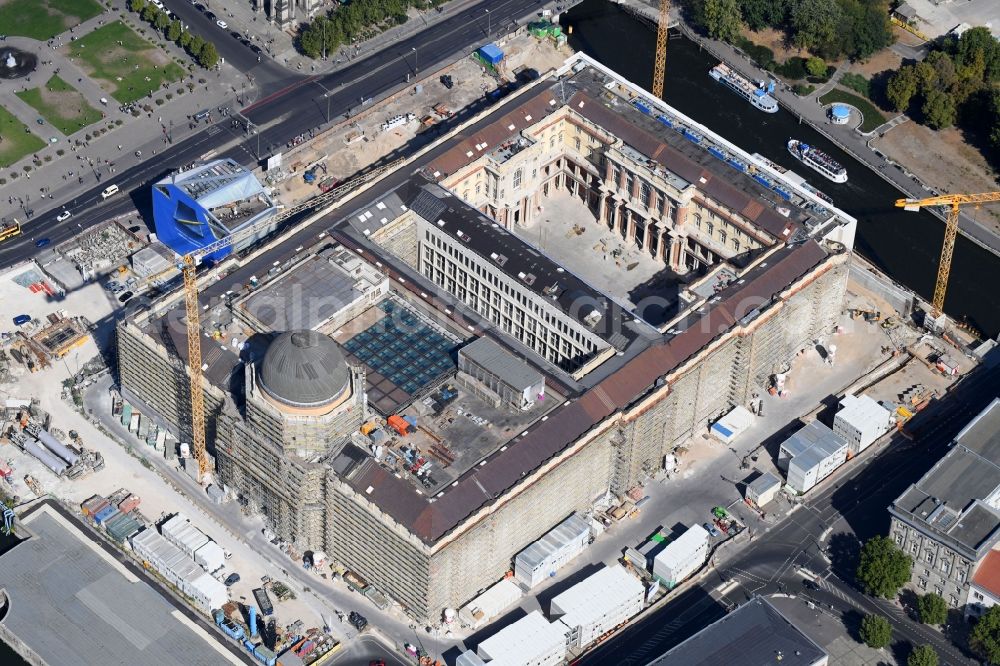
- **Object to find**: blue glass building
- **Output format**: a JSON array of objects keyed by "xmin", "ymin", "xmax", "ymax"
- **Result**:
[{"xmin": 152, "ymin": 159, "xmax": 277, "ymax": 262}]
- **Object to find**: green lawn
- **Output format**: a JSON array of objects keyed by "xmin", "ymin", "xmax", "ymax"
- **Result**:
[
  {"xmin": 819, "ymin": 89, "xmax": 888, "ymax": 134},
  {"xmin": 15, "ymin": 74, "xmax": 103, "ymax": 136},
  {"xmin": 0, "ymin": 105, "xmax": 46, "ymax": 168},
  {"xmin": 67, "ymin": 21, "xmax": 185, "ymax": 104},
  {"xmin": 0, "ymin": 0, "xmax": 103, "ymax": 40}
]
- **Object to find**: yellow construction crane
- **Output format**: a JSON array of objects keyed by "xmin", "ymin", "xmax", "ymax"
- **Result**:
[
  {"xmin": 652, "ymin": 0, "xmax": 669, "ymax": 98},
  {"xmin": 181, "ymin": 159, "xmax": 404, "ymax": 482},
  {"xmin": 895, "ymin": 191, "xmax": 1000, "ymax": 321}
]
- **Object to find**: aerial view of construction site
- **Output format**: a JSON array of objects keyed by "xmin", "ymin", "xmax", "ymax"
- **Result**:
[{"xmin": 2, "ymin": 1, "xmax": 1000, "ymax": 665}]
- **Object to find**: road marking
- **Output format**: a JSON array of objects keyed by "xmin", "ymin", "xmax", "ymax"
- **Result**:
[{"xmin": 206, "ymin": 126, "xmax": 222, "ymax": 136}]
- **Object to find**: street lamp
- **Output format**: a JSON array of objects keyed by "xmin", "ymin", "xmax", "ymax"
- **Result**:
[
  {"xmin": 412, "ymin": 47, "xmax": 417, "ymax": 74},
  {"xmin": 325, "ymin": 92, "xmax": 331, "ymax": 124},
  {"xmin": 485, "ymin": 9, "xmax": 491, "ymax": 36}
]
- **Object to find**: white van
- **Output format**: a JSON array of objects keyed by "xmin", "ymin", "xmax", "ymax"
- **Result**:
[{"xmin": 100, "ymin": 184, "xmax": 119, "ymax": 200}]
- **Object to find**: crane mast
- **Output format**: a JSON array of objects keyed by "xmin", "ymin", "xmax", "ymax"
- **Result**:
[{"xmin": 895, "ymin": 191, "xmax": 1000, "ymax": 322}]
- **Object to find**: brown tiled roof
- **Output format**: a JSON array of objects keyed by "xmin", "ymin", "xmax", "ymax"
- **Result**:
[
  {"xmin": 346, "ymin": 240, "xmax": 833, "ymax": 545},
  {"xmin": 427, "ymin": 88, "xmax": 558, "ymax": 178},
  {"xmin": 973, "ymin": 550, "xmax": 1000, "ymax": 598},
  {"xmin": 567, "ymin": 91, "xmax": 794, "ymax": 240}
]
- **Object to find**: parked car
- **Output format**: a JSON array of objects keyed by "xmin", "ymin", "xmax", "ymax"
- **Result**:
[
  {"xmin": 12, "ymin": 314, "xmax": 31, "ymax": 326},
  {"xmin": 216, "ymin": 19, "xmax": 228, "ymax": 29},
  {"xmin": 56, "ymin": 210, "xmax": 71, "ymax": 222},
  {"xmin": 117, "ymin": 290, "xmax": 134, "ymax": 303},
  {"xmin": 224, "ymin": 572, "xmax": 241, "ymax": 586},
  {"xmin": 348, "ymin": 611, "xmax": 368, "ymax": 631},
  {"xmin": 703, "ymin": 522, "xmax": 720, "ymax": 538}
]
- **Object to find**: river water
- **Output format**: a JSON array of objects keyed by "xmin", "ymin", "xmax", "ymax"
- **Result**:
[{"xmin": 562, "ymin": 0, "xmax": 1000, "ymax": 338}]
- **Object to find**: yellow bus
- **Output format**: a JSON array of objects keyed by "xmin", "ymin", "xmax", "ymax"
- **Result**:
[{"xmin": 0, "ymin": 220, "xmax": 22, "ymax": 243}]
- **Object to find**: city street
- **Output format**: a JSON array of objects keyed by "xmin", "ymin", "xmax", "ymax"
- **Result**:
[
  {"xmin": 0, "ymin": 0, "xmax": 558, "ymax": 269},
  {"xmin": 579, "ymin": 363, "xmax": 1000, "ymax": 665}
]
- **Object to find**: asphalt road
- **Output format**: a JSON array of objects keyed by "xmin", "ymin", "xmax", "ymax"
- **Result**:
[
  {"xmin": 578, "ymin": 365, "xmax": 1000, "ymax": 666},
  {"xmin": 0, "ymin": 0, "xmax": 552, "ymax": 269}
]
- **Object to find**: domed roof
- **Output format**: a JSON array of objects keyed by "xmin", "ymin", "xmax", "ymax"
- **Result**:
[{"xmin": 258, "ymin": 330, "xmax": 350, "ymax": 408}]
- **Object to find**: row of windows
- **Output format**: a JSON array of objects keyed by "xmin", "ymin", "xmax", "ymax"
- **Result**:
[{"xmin": 423, "ymin": 231, "xmax": 596, "ymax": 347}]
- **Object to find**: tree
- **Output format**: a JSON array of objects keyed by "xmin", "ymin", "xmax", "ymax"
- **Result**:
[
  {"xmin": 971, "ymin": 605, "xmax": 1000, "ymax": 663},
  {"xmin": 908, "ymin": 644, "xmax": 938, "ymax": 666},
  {"xmin": 178, "ymin": 30, "xmax": 192, "ymax": 48},
  {"xmin": 167, "ymin": 19, "xmax": 182, "ymax": 42},
  {"xmin": 154, "ymin": 9, "xmax": 170, "ymax": 31},
  {"xmin": 128, "ymin": 0, "xmax": 146, "ymax": 12},
  {"xmin": 701, "ymin": 0, "xmax": 742, "ymax": 42},
  {"xmin": 916, "ymin": 592, "xmax": 948, "ymax": 625},
  {"xmin": 839, "ymin": 0, "xmax": 894, "ymax": 61},
  {"xmin": 927, "ymin": 51, "xmax": 958, "ymax": 92},
  {"xmin": 922, "ymin": 89, "xmax": 956, "ymax": 129},
  {"xmin": 141, "ymin": 4, "xmax": 157, "ymax": 22},
  {"xmin": 860, "ymin": 613, "xmax": 892, "ymax": 649},
  {"xmin": 856, "ymin": 535, "xmax": 912, "ymax": 598},
  {"xmin": 886, "ymin": 65, "xmax": 919, "ymax": 111},
  {"xmin": 914, "ymin": 61, "xmax": 939, "ymax": 96},
  {"xmin": 198, "ymin": 42, "xmax": 219, "ymax": 69},
  {"xmin": 806, "ymin": 56, "xmax": 827, "ymax": 78},
  {"xmin": 791, "ymin": 0, "xmax": 843, "ymax": 54},
  {"xmin": 739, "ymin": 0, "xmax": 789, "ymax": 32},
  {"xmin": 188, "ymin": 34, "xmax": 205, "ymax": 57}
]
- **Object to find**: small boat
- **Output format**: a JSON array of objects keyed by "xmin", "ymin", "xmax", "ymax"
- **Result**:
[
  {"xmin": 709, "ymin": 63, "xmax": 779, "ymax": 113},
  {"xmin": 787, "ymin": 140, "xmax": 847, "ymax": 183}
]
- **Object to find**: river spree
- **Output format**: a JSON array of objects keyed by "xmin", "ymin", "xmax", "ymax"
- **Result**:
[{"xmin": 562, "ymin": 0, "xmax": 1000, "ymax": 338}]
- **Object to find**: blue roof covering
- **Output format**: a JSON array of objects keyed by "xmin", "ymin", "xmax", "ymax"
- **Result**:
[
  {"xmin": 478, "ymin": 43, "xmax": 504, "ymax": 65},
  {"xmin": 831, "ymin": 104, "xmax": 850, "ymax": 118}
]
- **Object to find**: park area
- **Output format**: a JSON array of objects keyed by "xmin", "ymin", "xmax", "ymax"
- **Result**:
[
  {"xmin": 15, "ymin": 75, "xmax": 102, "ymax": 136},
  {"xmin": 0, "ymin": 105, "xmax": 46, "ymax": 169},
  {"xmin": 0, "ymin": 0, "xmax": 103, "ymax": 40},
  {"xmin": 66, "ymin": 21, "xmax": 185, "ymax": 104}
]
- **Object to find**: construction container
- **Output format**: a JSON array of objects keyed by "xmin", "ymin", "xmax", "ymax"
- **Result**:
[
  {"xmin": 477, "ymin": 43, "xmax": 504, "ymax": 65},
  {"xmin": 194, "ymin": 540, "xmax": 225, "ymax": 572},
  {"xmin": 129, "ymin": 413, "xmax": 140, "ymax": 434},
  {"xmin": 81, "ymin": 495, "xmax": 108, "ymax": 517},
  {"xmin": 94, "ymin": 505, "xmax": 119, "ymax": 525},
  {"xmin": 121, "ymin": 403, "xmax": 132, "ymax": 427},
  {"xmin": 161, "ymin": 513, "xmax": 211, "ymax": 559},
  {"xmin": 403, "ymin": 415, "xmax": 418, "ymax": 429},
  {"xmin": 106, "ymin": 512, "xmax": 143, "ymax": 543},
  {"xmin": 360, "ymin": 421, "xmax": 377, "ymax": 436},
  {"xmin": 387, "ymin": 415, "xmax": 414, "ymax": 437},
  {"xmin": 252, "ymin": 645, "xmax": 276, "ymax": 666},
  {"xmin": 117, "ymin": 494, "xmax": 141, "ymax": 513}
]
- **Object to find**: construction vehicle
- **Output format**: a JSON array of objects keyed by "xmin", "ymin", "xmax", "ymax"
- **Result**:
[
  {"xmin": 849, "ymin": 308, "xmax": 881, "ymax": 323},
  {"xmin": 652, "ymin": 0, "xmax": 669, "ymax": 98},
  {"xmin": 895, "ymin": 191, "xmax": 1000, "ymax": 324},
  {"xmin": 179, "ymin": 159, "xmax": 404, "ymax": 483}
]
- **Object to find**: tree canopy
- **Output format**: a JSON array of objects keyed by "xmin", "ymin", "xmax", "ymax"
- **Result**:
[
  {"xmin": 856, "ymin": 535, "xmax": 912, "ymax": 598},
  {"xmin": 916, "ymin": 593, "xmax": 948, "ymax": 625},
  {"xmin": 860, "ymin": 613, "xmax": 892, "ymax": 648},
  {"xmin": 686, "ymin": 0, "xmax": 893, "ymax": 61},
  {"xmin": 907, "ymin": 645, "xmax": 938, "ymax": 666},
  {"xmin": 971, "ymin": 605, "xmax": 1000, "ymax": 664},
  {"xmin": 299, "ymin": 0, "xmax": 445, "ymax": 59}
]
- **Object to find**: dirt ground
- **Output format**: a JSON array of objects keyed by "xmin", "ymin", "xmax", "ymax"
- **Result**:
[
  {"xmin": 272, "ymin": 32, "xmax": 572, "ymax": 205},
  {"xmin": 743, "ymin": 27, "xmax": 809, "ymax": 61},
  {"xmin": 38, "ymin": 87, "xmax": 88, "ymax": 118},
  {"xmin": 850, "ymin": 48, "xmax": 902, "ymax": 78},
  {"xmin": 874, "ymin": 121, "xmax": 1000, "ymax": 233}
]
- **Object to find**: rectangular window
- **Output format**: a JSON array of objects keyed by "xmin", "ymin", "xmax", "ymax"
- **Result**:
[
  {"xmin": 574, "ymin": 137, "xmax": 581, "ymax": 150},
  {"xmin": 513, "ymin": 169, "xmax": 522, "ymax": 189},
  {"xmin": 926, "ymin": 552, "xmax": 934, "ymax": 564},
  {"xmin": 732, "ymin": 239, "xmax": 740, "ymax": 252},
  {"xmin": 640, "ymin": 182, "xmax": 651, "ymax": 206},
  {"xmin": 719, "ymin": 231, "xmax": 727, "ymax": 244},
  {"xmin": 625, "ymin": 173, "xmax": 634, "ymax": 195},
  {"xmin": 706, "ymin": 222, "xmax": 714, "ymax": 235}
]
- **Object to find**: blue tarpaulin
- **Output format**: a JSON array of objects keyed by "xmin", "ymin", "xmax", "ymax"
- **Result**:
[{"xmin": 478, "ymin": 43, "xmax": 504, "ymax": 65}]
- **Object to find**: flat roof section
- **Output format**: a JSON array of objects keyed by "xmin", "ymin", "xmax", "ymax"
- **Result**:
[
  {"xmin": 237, "ymin": 250, "xmax": 362, "ymax": 332},
  {"xmin": 648, "ymin": 596, "xmax": 827, "ymax": 665},
  {"xmin": 1, "ymin": 503, "xmax": 245, "ymax": 666},
  {"xmin": 459, "ymin": 337, "xmax": 544, "ymax": 392}
]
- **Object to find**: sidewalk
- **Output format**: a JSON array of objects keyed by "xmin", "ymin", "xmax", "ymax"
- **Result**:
[{"xmin": 677, "ymin": 22, "xmax": 1000, "ymax": 258}]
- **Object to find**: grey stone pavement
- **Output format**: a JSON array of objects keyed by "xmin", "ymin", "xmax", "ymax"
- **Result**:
[
  {"xmin": 675, "ymin": 22, "xmax": 1000, "ymax": 257},
  {"xmin": 0, "ymin": 4, "xmax": 256, "ymax": 224}
]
